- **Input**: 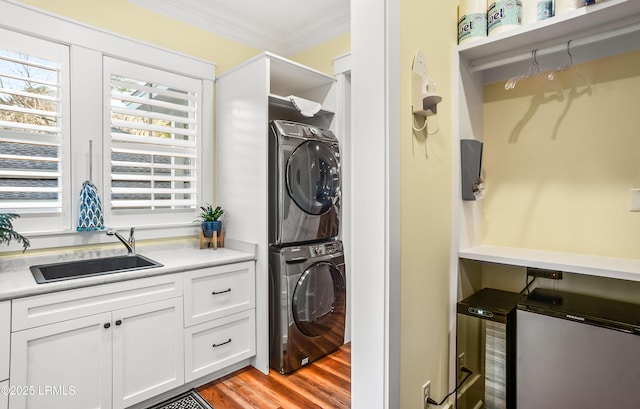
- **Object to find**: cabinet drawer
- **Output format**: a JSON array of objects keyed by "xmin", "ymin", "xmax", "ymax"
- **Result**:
[
  {"xmin": 12, "ymin": 274, "xmax": 182, "ymax": 331},
  {"xmin": 184, "ymin": 309, "xmax": 255, "ymax": 382},
  {"xmin": 184, "ymin": 262, "xmax": 255, "ymax": 327}
]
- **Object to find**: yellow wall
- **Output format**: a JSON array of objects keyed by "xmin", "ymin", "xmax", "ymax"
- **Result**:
[
  {"xmin": 16, "ymin": 0, "xmax": 260, "ymax": 73},
  {"xmin": 288, "ymin": 32, "xmax": 350, "ymax": 75},
  {"xmin": 483, "ymin": 50, "xmax": 640, "ymax": 259},
  {"xmin": 400, "ymin": 1, "xmax": 457, "ymax": 408}
]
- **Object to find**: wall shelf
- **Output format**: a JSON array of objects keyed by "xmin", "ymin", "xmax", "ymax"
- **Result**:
[
  {"xmin": 458, "ymin": 0, "xmax": 640, "ymax": 83},
  {"xmin": 460, "ymin": 245, "xmax": 640, "ymax": 283}
]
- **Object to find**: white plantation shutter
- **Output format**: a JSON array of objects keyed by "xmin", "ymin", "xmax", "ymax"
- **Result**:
[
  {"xmin": 0, "ymin": 28, "xmax": 70, "ymax": 231},
  {"xmin": 104, "ymin": 57, "xmax": 201, "ymax": 224}
]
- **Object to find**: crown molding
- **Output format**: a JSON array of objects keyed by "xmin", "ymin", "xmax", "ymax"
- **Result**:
[{"xmin": 129, "ymin": 0, "xmax": 349, "ymax": 56}]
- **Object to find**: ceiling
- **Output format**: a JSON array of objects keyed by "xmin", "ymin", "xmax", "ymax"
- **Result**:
[{"xmin": 128, "ymin": 0, "xmax": 350, "ymax": 56}]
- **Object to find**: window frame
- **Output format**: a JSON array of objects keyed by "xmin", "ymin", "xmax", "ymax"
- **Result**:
[
  {"xmin": 0, "ymin": 2, "xmax": 215, "ymax": 251},
  {"xmin": 103, "ymin": 56, "xmax": 203, "ymax": 228},
  {"xmin": 0, "ymin": 27, "xmax": 72, "ymax": 234}
]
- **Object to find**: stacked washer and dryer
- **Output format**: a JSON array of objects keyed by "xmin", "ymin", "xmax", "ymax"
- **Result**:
[{"xmin": 268, "ymin": 120, "xmax": 346, "ymax": 374}]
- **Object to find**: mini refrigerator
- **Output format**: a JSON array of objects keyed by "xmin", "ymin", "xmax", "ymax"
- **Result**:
[
  {"xmin": 456, "ymin": 288, "xmax": 525, "ymax": 409},
  {"xmin": 517, "ymin": 288, "xmax": 640, "ymax": 409}
]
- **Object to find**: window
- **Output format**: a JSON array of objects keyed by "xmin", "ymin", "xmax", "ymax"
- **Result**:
[
  {"xmin": 104, "ymin": 57, "xmax": 202, "ymax": 226},
  {"xmin": 0, "ymin": 6, "xmax": 214, "ymax": 247},
  {"xmin": 0, "ymin": 29, "xmax": 70, "ymax": 232}
]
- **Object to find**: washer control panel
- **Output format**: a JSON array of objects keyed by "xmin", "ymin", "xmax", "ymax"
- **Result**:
[
  {"xmin": 282, "ymin": 240, "xmax": 343, "ymax": 262},
  {"xmin": 310, "ymin": 241, "xmax": 342, "ymax": 257}
]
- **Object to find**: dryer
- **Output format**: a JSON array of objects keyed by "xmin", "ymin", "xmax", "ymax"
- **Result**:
[
  {"xmin": 269, "ymin": 240, "xmax": 346, "ymax": 374},
  {"xmin": 269, "ymin": 120, "xmax": 341, "ymax": 246}
]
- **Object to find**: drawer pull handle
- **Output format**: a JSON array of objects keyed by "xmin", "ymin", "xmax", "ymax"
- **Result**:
[
  {"xmin": 104, "ymin": 323, "xmax": 111, "ymax": 329},
  {"xmin": 115, "ymin": 320, "xmax": 122, "ymax": 326},
  {"xmin": 212, "ymin": 288, "xmax": 232, "ymax": 295},
  {"xmin": 212, "ymin": 338, "xmax": 232, "ymax": 348}
]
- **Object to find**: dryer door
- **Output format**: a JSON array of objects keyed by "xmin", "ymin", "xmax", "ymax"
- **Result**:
[
  {"xmin": 292, "ymin": 261, "xmax": 346, "ymax": 337},
  {"xmin": 286, "ymin": 141, "xmax": 340, "ymax": 216}
]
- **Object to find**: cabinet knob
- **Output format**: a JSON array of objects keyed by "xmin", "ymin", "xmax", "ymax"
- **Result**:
[
  {"xmin": 104, "ymin": 323, "xmax": 111, "ymax": 329},
  {"xmin": 212, "ymin": 338, "xmax": 232, "ymax": 348},
  {"xmin": 115, "ymin": 319, "xmax": 122, "ymax": 326},
  {"xmin": 212, "ymin": 288, "xmax": 232, "ymax": 296}
]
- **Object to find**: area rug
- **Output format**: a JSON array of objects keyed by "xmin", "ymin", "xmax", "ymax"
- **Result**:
[{"xmin": 146, "ymin": 390, "xmax": 214, "ymax": 409}]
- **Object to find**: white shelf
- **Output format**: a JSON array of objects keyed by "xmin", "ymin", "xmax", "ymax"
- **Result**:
[
  {"xmin": 459, "ymin": 245, "xmax": 640, "ymax": 282},
  {"xmin": 457, "ymin": 0, "xmax": 640, "ymax": 82},
  {"xmin": 268, "ymin": 94, "xmax": 335, "ymax": 117}
]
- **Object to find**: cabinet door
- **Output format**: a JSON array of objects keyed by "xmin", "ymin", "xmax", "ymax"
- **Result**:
[
  {"xmin": 1, "ymin": 380, "xmax": 8, "ymax": 409},
  {"xmin": 1, "ymin": 301, "xmax": 10, "ymax": 381},
  {"xmin": 9, "ymin": 312, "xmax": 112, "ymax": 409},
  {"xmin": 112, "ymin": 298, "xmax": 184, "ymax": 409}
]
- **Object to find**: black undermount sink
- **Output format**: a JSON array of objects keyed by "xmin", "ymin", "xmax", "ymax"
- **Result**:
[{"xmin": 30, "ymin": 254, "xmax": 163, "ymax": 284}]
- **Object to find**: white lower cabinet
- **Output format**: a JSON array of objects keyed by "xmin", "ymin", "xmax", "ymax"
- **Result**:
[
  {"xmin": 10, "ymin": 298, "xmax": 183, "ymax": 409},
  {"xmin": 7, "ymin": 260, "xmax": 256, "ymax": 409},
  {"xmin": 183, "ymin": 262, "xmax": 256, "ymax": 382},
  {"xmin": 112, "ymin": 298, "xmax": 184, "ymax": 409},
  {"xmin": 184, "ymin": 309, "xmax": 255, "ymax": 382},
  {"xmin": 1, "ymin": 301, "xmax": 10, "ymax": 382},
  {"xmin": 1, "ymin": 380, "xmax": 9, "ymax": 409},
  {"xmin": 10, "ymin": 312, "xmax": 113, "ymax": 409},
  {"xmin": 9, "ymin": 274, "xmax": 184, "ymax": 409}
]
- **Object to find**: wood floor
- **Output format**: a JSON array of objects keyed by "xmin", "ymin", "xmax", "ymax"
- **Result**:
[{"xmin": 197, "ymin": 343, "xmax": 351, "ymax": 409}]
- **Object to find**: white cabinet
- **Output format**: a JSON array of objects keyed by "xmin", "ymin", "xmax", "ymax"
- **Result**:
[
  {"xmin": 0, "ymin": 380, "xmax": 8, "ymax": 409},
  {"xmin": 9, "ymin": 274, "xmax": 183, "ymax": 409},
  {"xmin": 183, "ymin": 262, "xmax": 256, "ymax": 381},
  {"xmin": 112, "ymin": 298, "xmax": 184, "ymax": 409},
  {"xmin": 0, "ymin": 301, "xmax": 9, "ymax": 382},
  {"xmin": 1, "ymin": 302, "xmax": 12, "ymax": 409},
  {"xmin": 6, "ymin": 259, "xmax": 257, "ymax": 408},
  {"xmin": 10, "ymin": 312, "xmax": 112, "ymax": 409}
]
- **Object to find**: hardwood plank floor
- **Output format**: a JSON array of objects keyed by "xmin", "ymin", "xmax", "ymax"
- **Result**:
[{"xmin": 197, "ymin": 343, "xmax": 351, "ymax": 409}]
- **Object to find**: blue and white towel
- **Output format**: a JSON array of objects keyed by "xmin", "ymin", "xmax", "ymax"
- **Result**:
[{"xmin": 76, "ymin": 180, "xmax": 105, "ymax": 231}]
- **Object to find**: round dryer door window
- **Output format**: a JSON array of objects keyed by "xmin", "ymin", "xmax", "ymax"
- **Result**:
[
  {"xmin": 292, "ymin": 261, "xmax": 346, "ymax": 337},
  {"xmin": 286, "ymin": 141, "xmax": 339, "ymax": 215}
]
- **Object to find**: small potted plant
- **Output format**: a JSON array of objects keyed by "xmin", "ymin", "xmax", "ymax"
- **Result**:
[
  {"xmin": 0, "ymin": 212, "xmax": 30, "ymax": 252},
  {"xmin": 198, "ymin": 204, "xmax": 223, "ymax": 238}
]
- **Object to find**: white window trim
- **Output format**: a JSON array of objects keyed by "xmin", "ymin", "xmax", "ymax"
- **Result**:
[
  {"xmin": 0, "ymin": 28, "xmax": 71, "ymax": 233},
  {"xmin": 0, "ymin": 0, "xmax": 215, "ymax": 251}
]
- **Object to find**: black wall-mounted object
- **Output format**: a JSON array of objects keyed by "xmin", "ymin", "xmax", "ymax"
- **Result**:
[{"xmin": 460, "ymin": 139, "xmax": 483, "ymax": 201}]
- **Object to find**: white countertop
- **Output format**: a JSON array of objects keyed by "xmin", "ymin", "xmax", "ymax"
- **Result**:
[{"xmin": 0, "ymin": 239, "xmax": 256, "ymax": 301}]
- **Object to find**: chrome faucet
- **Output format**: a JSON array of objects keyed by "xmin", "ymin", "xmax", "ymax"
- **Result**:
[{"xmin": 106, "ymin": 227, "xmax": 135, "ymax": 255}]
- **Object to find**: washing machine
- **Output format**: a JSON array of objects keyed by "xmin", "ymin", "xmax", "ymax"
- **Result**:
[
  {"xmin": 269, "ymin": 240, "xmax": 346, "ymax": 374},
  {"xmin": 268, "ymin": 120, "xmax": 341, "ymax": 246}
]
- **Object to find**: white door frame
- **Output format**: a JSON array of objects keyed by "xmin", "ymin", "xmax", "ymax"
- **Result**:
[{"xmin": 351, "ymin": 0, "xmax": 400, "ymax": 408}]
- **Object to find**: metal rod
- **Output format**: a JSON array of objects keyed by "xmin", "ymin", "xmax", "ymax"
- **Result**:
[
  {"xmin": 468, "ymin": 22, "xmax": 640, "ymax": 73},
  {"xmin": 89, "ymin": 140, "xmax": 93, "ymax": 182}
]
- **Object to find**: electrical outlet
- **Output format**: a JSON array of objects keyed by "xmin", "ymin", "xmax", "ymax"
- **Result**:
[
  {"xmin": 422, "ymin": 380, "xmax": 431, "ymax": 409},
  {"xmin": 527, "ymin": 267, "xmax": 562, "ymax": 280},
  {"xmin": 458, "ymin": 352, "xmax": 466, "ymax": 378},
  {"xmin": 630, "ymin": 188, "xmax": 640, "ymax": 211}
]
